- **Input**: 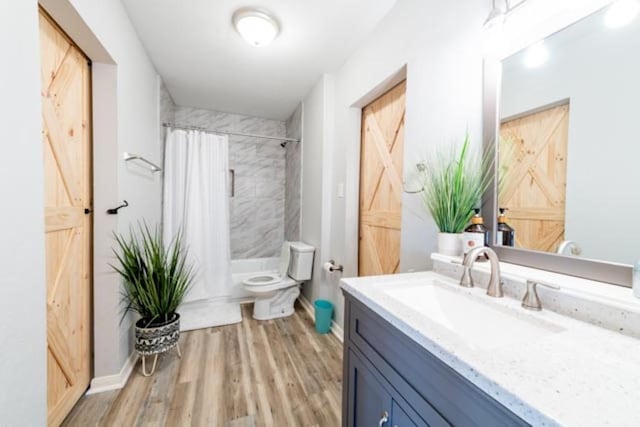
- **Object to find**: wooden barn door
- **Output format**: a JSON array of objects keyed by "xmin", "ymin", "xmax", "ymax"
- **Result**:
[
  {"xmin": 40, "ymin": 10, "xmax": 93, "ymax": 426},
  {"xmin": 499, "ymin": 103, "xmax": 569, "ymax": 252},
  {"xmin": 358, "ymin": 81, "xmax": 406, "ymax": 276}
]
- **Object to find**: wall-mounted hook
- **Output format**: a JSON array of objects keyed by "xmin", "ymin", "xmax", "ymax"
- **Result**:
[
  {"xmin": 107, "ymin": 200, "xmax": 129, "ymax": 215},
  {"xmin": 403, "ymin": 182, "xmax": 424, "ymax": 194},
  {"xmin": 404, "ymin": 162, "xmax": 426, "ymax": 194}
]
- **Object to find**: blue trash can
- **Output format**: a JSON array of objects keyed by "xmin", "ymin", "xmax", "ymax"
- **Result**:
[{"xmin": 314, "ymin": 299, "xmax": 334, "ymax": 334}]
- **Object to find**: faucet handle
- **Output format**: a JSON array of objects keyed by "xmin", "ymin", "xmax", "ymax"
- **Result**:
[
  {"xmin": 459, "ymin": 264, "xmax": 474, "ymax": 288},
  {"xmin": 522, "ymin": 280, "xmax": 560, "ymax": 311}
]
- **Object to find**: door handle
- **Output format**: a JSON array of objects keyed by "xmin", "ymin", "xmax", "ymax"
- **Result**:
[{"xmin": 379, "ymin": 410, "xmax": 389, "ymax": 427}]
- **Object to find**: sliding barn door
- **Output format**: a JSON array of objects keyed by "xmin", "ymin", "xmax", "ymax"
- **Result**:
[
  {"xmin": 499, "ymin": 103, "xmax": 569, "ymax": 252},
  {"xmin": 358, "ymin": 81, "xmax": 406, "ymax": 276},
  {"xmin": 40, "ymin": 10, "xmax": 93, "ymax": 426}
]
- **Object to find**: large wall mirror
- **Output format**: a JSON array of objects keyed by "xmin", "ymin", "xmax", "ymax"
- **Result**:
[{"xmin": 484, "ymin": 2, "xmax": 637, "ymax": 287}]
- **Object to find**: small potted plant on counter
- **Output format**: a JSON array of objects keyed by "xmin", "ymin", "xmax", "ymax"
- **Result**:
[
  {"xmin": 112, "ymin": 223, "xmax": 193, "ymax": 376},
  {"xmin": 416, "ymin": 134, "xmax": 492, "ymax": 256}
]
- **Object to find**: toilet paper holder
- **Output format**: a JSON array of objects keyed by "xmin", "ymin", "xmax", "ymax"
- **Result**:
[{"xmin": 327, "ymin": 260, "xmax": 344, "ymax": 273}]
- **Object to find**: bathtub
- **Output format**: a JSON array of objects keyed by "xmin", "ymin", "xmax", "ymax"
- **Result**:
[{"xmin": 230, "ymin": 257, "xmax": 280, "ymax": 300}]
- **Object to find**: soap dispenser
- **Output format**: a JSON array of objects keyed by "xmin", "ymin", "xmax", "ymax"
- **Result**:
[
  {"xmin": 463, "ymin": 209, "xmax": 489, "ymax": 257},
  {"xmin": 496, "ymin": 208, "xmax": 515, "ymax": 247}
]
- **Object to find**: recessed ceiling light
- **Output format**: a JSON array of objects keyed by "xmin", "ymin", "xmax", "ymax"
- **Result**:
[
  {"xmin": 232, "ymin": 8, "xmax": 280, "ymax": 47},
  {"xmin": 523, "ymin": 40, "xmax": 549, "ymax": 68},
  {"xmin": 604, "ymin": 0, "xmax": 640, "ymax": 28}
]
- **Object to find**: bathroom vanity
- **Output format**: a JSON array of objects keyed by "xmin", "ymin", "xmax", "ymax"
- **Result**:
[
  {"xmin": 341, "ymin": 268, "xmax": 640, "ymax": 426},
  {"xmin": 341, "ymin": 292, "xmax": 526, "ymax": 426},
  {"xmin": 339, "ymin": 2, "xmax": 640, "ymax": 425}
]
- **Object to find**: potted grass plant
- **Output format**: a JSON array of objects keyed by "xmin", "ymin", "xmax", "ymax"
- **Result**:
[
  {"xmin": 111, "ymin": 223, "xmax": 193, "ymax": 376},
  {"xmin": 416, "ymin": 134, "xmax": 493, "ymax": 256}
]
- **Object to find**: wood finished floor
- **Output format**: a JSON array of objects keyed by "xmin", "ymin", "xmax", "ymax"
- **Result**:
[{"xmin": 63, "ymin": 303, "xmax": 343, "ymax": 427}]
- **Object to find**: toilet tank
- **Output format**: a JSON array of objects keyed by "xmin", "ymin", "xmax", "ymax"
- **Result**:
[{"xmin": 288, "ymin": 241, "xmax": 315, "ymax": 281}]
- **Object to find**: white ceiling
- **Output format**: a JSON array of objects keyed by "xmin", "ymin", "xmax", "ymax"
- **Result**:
[{"xmin": 122, "ymin": 0, "xmax": 397, "ymax": 120}]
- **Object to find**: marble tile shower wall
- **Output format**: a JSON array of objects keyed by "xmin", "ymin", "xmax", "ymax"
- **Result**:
[
  {"xmin": 284, "ymin": 104, "xmax": 302, "ymax": 242},
  {"xmin": 173, "ymin": 106, "xmax": 287, "ymax": 259}
]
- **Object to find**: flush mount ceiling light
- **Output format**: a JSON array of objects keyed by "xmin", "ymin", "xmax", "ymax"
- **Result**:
[
  {"xmin": 232, "ymin": 8, "xmax": 280, "ymax": 47},
  {"xmin": 604, "ymin": 0, "xmax": 640, "ymax": 28},
  {"xmin": 523, "ymin": 40, "xmax": 549, "ymax": 68}
]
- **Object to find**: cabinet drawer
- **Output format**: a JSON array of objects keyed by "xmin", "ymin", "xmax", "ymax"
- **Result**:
[{"xmin": 346, "ymin": 296, "xmax": 528, "ymax": 427}]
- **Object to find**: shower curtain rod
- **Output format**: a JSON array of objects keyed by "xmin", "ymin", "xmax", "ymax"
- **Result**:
[{"xmin": 163, "ymin": 122, "xmax": 300, "ymax": 143}]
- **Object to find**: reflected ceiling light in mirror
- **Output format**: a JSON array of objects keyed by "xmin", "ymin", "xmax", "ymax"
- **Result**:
[
  {"xmin": 604, "ymin": 0, "xmax": 640, "ymax": 28},
  {"xmin": 483, "ymin": 0, "xmax": 531, "ymax": 30},
  {"xmin": 523, "ymin": 40, "xmax": 549, "ymax": 68},
  {"xmin": 484, "ymin": 0, "xmax": 508, "ymax": 29},
  {"xmin": 233, "ymin": 8, "xmax": 280, "ymax": 47}
]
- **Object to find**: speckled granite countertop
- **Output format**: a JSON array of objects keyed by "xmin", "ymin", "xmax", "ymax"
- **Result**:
[{"xmin": 341, "ymin": 271, "xmax": 640, "ymax": 426}]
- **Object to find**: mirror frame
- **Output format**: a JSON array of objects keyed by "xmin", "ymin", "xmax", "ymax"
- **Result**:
[{"xmin": 482, "ymin": 55, "xmax": 632, "ymax": 288}]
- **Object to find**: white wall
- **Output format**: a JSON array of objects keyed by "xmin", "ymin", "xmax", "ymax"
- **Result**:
[
  {"xmin": 55, "ymin": 0, "xmax": 162, "ymax": 379},
  {"xmin": 300, "ymin": 0, "xmax": 622, "ymax": 328},
  {"xmin": 0, "ymin": 0, "xmax": 47, "ymax": 424},
  {"xmin": 0, "ymin": 2, "xmax": 162, "ymax": 419},
  {"xmin": 501, "ymin": 11, "xmax": 640, "ymax": 265},
  {"xmin": 301, "ymin": 0, "xmax": 487, "ymax": 328},
  {"xmin": 300, "ymin": 75, "xmax": 336, "ymax": 306}
]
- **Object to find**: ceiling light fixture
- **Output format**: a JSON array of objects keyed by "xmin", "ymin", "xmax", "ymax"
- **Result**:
[
  {"xmin": 232, "ymin": 8, "xmax": 280, "ymax": 47},
  {"xmin": 523, "ymin": 40, "xmax": 549, "ymax": 68},
  {"xmin": 604, "ymin": 0, "xmax": 640, "ymax": 28}
]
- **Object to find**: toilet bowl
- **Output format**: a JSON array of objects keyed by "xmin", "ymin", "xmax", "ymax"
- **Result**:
[{"xmin": 243, "ymin": 241, "xmax": 314, "ymax": 320}]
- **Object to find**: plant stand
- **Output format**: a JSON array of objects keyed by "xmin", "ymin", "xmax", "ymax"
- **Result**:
[
  {"xmin": 135, "ymin": 313, "xmax": 181, "ymax": 377},
  {"xmin": 140, "ymin": 344, "xmax": 181, "ymax": 376}
]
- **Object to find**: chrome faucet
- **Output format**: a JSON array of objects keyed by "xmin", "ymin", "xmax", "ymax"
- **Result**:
[
  {"xmin": 521, "ymin": 280, "xmax": 559, "ymax": 311},
  {"xmin": 557, "ymin": 240, "xmax": 582, "ymax": 256},
  {"xmin": 459, "ymin": 246, "xmax": 504, "ymax": 297}
]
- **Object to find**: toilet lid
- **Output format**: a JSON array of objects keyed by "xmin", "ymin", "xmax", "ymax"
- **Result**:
[{"xmin": 278, "ymin": 241, "xmax": 291, "ymax": 277}]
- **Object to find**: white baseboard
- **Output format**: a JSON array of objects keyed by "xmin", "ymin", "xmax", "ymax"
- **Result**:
[
  {"xmin": 86, "ymin": 351, "xmax": 138, "ymax": 395},
  {"xmin": 298, "ymin": 295, "xmax": 344, "ymax": 343}
]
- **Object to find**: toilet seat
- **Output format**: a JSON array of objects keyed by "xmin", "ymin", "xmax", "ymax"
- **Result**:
[
  {"xmin": 243, "ymin": 273, "xmax": 281, "ymax": 286},
  {"xmin": 243, "ymin": 275, "xmax": 297, "ymax": 293}
]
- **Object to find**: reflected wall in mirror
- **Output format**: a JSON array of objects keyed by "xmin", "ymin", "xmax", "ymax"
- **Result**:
[{"xmin": 497, "ymin": 4, "xmax": 640, "ymax": 266}]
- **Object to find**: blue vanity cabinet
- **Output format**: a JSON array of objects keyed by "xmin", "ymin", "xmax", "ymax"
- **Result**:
[
  {"xmin": 342, "ymin": 292, "xmax": 530, "ymax": 427},
  {"xmin": 346, "ymin": 347, "xmax": 429, "ymax": 427}
]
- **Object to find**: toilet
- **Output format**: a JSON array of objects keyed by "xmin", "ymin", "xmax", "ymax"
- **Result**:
[{"xmin": 243, "ymin": 241, "xmax": 315, "ymax": 320}]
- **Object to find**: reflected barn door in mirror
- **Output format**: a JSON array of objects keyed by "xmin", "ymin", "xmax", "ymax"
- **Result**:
[
  {"xmin": 500, "ymin": 103, "xmax": 569, "ymax": 253},
  {"xmin": 482, "ymin": 1, "xmax": 640, "ymax": 286}
]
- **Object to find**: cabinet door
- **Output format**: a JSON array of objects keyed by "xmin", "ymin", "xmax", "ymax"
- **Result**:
[
  {"xmin": 392, "ymin": 398, "xmax": 428, "ymax": 427},
  {"xmin": 347, "ymin": 350, "xmax": 393, "ymax": 427}
]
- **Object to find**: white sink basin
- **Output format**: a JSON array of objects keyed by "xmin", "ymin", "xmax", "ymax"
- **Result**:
[{"xmin": 384, "ymin": 279, "xmax": 565, "ymax": 351}]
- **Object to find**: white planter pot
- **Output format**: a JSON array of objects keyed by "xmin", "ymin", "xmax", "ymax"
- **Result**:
[{"xmin": 437, "ymin": 232, "xmax": 462, "ymax": 256}]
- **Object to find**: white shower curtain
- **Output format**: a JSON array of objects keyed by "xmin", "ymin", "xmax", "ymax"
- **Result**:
[{"xmin": 163, "ymin": 128, "xmax": 232, "ymax": 303}]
